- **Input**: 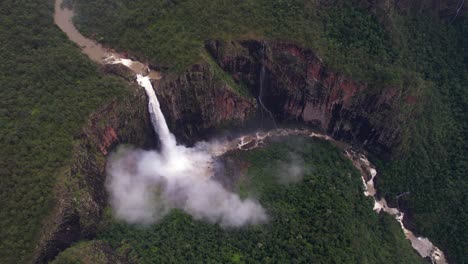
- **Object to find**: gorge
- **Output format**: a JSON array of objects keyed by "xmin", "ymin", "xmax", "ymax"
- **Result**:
[{"xmin": 45, "ymin": 0, "xmax": 453, "ymax": 263}]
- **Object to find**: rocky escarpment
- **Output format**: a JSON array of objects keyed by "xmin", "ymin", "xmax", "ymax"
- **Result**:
[
  {"xmin": 205, "ymin": 40, "xmax": 409, "ymax": 157},
  {"xmin": 35, "ymin": 39, "xmax": 418, "ymax": 262},
  {"xmin": 153, "ymin": 62, "xmax": 257, "ymax": 145},
  {"xmin": 33, "ymin": 65, "xmax": 155, "ymax": 263},
  {"xmin": 34, "ymin": 61, "xmax": 259, "ymax": 262}
]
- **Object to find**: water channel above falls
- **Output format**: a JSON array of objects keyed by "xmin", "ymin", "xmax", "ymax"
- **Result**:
[
  {"xmin": 53, "ymin": 1, "xmax": 447, "ymax": 263},
  {"xmin": 54, "ymin": 0, "xmax": 161, "ymax": 79}
]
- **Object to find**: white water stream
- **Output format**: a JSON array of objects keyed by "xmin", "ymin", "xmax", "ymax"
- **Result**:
[
  {"xmin": 258, "ymin": 43, "xmax": 277, "ymax": 128},
  {"xmin": 54, "ymin": 1, "xmax": 447, "ymax": 262},
  {"xmin": 346, "ymin": 151, "xmax": 447, "ymax": 264},
  {"xmin": 136, "ymin": 74, "xmax": 176, "ymax": 152}
]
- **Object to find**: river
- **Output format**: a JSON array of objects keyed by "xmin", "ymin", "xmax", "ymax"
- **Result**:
[
  {"xmin": 54, "ymin": 0, "xmax": 160, "ymax": 79},
  {"xmin": 53, "ymin": 1, "xmax": 447, "ymax": 263}
]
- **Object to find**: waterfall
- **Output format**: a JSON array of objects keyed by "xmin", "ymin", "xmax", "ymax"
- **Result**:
[
  {"xmin": 136, "ymin": 74, "xmax": 177, "ymax": 152},
  {"xmin": 258, "ymin": 43, "xmax": 277, "ymax": 128},
  {"xmin": 106, "ymin": 73, "xmax": 268, "ymax": 228},
  {"xmin": 101, "ymin": 52, "xmax": 446, "ymax": 262}
]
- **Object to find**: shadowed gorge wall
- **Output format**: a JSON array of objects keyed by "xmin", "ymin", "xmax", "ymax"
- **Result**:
[
  {"xmin": 206, "ymin": 40, "xmax": 405, "ymax": 158},
  {"xmin": 152, "ymin": 62, "xmax": 257, "ymax": 145},
  {"xmin": 1, "ymin": 0, "xmax": 466, "ymax": 263},
  {"xmin": 34, "ymin": 65, "xmax": 156, "ymax": 263}
]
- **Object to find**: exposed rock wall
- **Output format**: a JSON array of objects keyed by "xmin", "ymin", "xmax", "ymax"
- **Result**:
[
  {"xmin": 35, "ymin": 38, "xmax": 421, "ymax": 262},
  {"xmin": 153, "ymin": 63, "xmax": 257, "ymax": 145},
  {"xmin": 33, "ymin": 61, "xmax": 258, "ymax": 262},
  {"xmin": 206, "ymin": 40, "xmax": 406, "ymax": 157},
  {"xmin": 33, "ymin": 68, "xmax": 155, "ymax": 263}
]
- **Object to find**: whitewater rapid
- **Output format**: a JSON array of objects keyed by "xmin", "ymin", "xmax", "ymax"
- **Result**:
[
  {"xmin": 106, "ymin": 65, "xmax": 267, "ymax": 227},
  {"xmin": 109, "ymin": 59, "xmax": 448, "ymax": 263},
  {"xmin": 53, "ymin": 0, "xmax": 447, "ymax": 261},
  {"xmin": 346, "ymin": 151, "xmax": 447, "ymax": 264}
]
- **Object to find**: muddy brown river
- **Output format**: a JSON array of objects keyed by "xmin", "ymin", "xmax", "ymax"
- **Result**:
[
  {"xmin": 54, "ymin": 0, "xmax": 107, "ymax": 62},
  {"xmin": 54, "ymin": 0, "xmax": 160, "ymax": 78},
  {"xmin": 53, "ymin": 1, "xmax": 447, "ymax": 263}
]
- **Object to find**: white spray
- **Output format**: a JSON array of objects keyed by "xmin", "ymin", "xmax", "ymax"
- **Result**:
[
  {"xmin": 136, "ymin": 74, "xmax": 176, "ymax": 152},
  {"xmin": 54, "ymin": 1, "xmax": 446, "ymax": 260},
  {"xmin": 106, "ymin": 72, "xmax": 267, "ymax": 227}
]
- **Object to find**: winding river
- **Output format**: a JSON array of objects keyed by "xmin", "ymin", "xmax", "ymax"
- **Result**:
[
  {"xmin": 53, "ymin": 1, "xmax": 447, "ymax": 263},
  {"xmin": 54, "ymin": 0, "xmax": 160, "ymax": 79}
]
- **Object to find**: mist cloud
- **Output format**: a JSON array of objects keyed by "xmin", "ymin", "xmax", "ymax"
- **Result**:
[
  {"xmin": 276, "ymin": 152, "xmax": 306, "ymax": 184},
  {"xmin": 106, "ymin": 144, "xmax": 267, "ymax": 227}
]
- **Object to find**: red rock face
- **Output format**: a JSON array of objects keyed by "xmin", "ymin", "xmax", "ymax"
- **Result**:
[
  {"xmin": 35, "ymin": 79, "xmax": 156, "ymax": 264},
  {"xmin": 404, "ymin": 95, "xmax": 417, "ymax": 104},
  {"xmin": 215, "ymin": 87, "xmax": 240, "ymax": 121},
  {"xmin": 286, "ymin": 45, "xmax": 304, "ymax": 59},
  {"xmin": 206, "ymin": 40, "xmax": 408, "ymax": 157},
  {"xmin": 307, "ymin": 62, "xmax": 322, "ymax": 81},
  {"xmin": 98, "ymin": 127, "xmax": 118, "ymax": 155},
  {"xmin": 340, "ymin": 80, "xmax": 361, "ymax": 103},
  {"xmin": 82, "ymin": 81, "xmax": 156, "ymax": 156},
  {"xmin": 153, "ymin": 63, "xmax": 256, "ymax": 145}
]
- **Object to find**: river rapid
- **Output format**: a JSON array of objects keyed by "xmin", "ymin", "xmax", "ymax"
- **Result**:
[{"xmin": 53, "ymin": 1, "xmax": 447, "ymax": 263}]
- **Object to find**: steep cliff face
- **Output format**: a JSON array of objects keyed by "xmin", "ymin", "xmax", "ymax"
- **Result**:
[
  {"xmin": 206, "ymin": 40, "xmax": 406, "ymax": 157},
  {"xmin": 34, "ymin": 65, "xmax": 155, "ymax": 263},
  {"xmin": 33, "ymin": 60, "xmax": 259, "ymax": 262},
  {"xmin": 153, "ymin": 62, "xmax": 257, "ymax": 145},
  {"xmin": 34, "ymin": 39, "xmax": 420, "ymax": 262}
]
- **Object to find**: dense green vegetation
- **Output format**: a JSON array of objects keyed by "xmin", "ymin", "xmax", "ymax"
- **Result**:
[
  {"xmin": 1, "ymin": 0, "xmax": 466, "ymax": 262},
  {"xmin": 0, "ymin": 1, "xmax": 129, "ymax": 263},
  {"xmin": 72, "ymin": 0, "xmax": 398, "ymax": 77},
  {"xmin": 375, "ymin": 15, "xmax": 468, "ymax": 263},
  {"xmin": 71, "ymin": 1, "xmax": 468, "ymax": 262},
  {"xmin": 51, "ymin": 240, "xmax": 124, "ymax": 264},
  {"xmin": 54, "ymin": 137, "xmax": 422, "ymax": 263}
]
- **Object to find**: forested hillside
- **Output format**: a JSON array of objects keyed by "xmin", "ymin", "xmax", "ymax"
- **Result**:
[
  {"xmin": 53, "ymin": 137, "xmax": 423, "ymax": 264},
  {"xmin": 1, "ymin": 0, "xmax": 466, "ymax": 263},
  {"xmin": 0, "ymin": 1, "xmax": 128, "ymax": 262},
  {"xmin": 70, "ymin": 1, "xmax": 468, "ymax": 262}
]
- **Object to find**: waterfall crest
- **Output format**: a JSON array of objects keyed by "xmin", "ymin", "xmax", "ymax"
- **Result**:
[
  {"xmin": 136, "ymin": 74, "xmax": 176, "ymax": 152},
  {"xmin": 53, "ymin": 0, "xmax": 448, "ymax": 260},
  {"xmin": 105, "ymin": 71, "xmax": 267, "ymax": 227}
]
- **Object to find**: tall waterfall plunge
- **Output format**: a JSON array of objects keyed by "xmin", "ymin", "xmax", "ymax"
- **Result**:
[
  {"xmin": 106, "ymin": 73, "xmax": 267, "ymax": 227},
  {"xmin": 136, "ymin": 75, "xmax": 176, "ymax": 152},
  {"xmin": 111, "ymin": 66, "xmax": 447, "ymax": 263},
  {"xmin": 53, "ymin": 1, "xmax": 447, "ymax": 261}
]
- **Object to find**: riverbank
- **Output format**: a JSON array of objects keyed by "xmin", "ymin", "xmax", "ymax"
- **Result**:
[{"xmin": 52, "ymin": 0, "xmax": 449, "ymax": 262}]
